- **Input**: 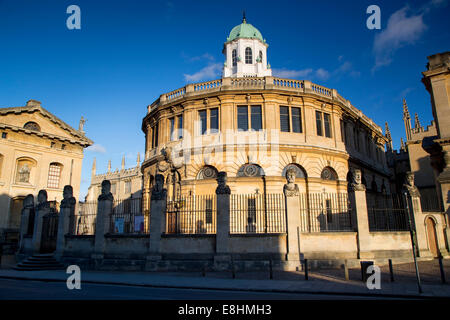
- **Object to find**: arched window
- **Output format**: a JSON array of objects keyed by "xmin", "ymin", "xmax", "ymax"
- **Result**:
[
  {"xmin": 245, "ymin": 47, "xmax": 252, "ymax": 64},
  {"xmin": 23, "ymin": 121, "xmax": 40, "ymax": 131},
  {"xmin": 237, "ymin": 163, "xmax": 264, "ymax": 177},
  {"xmin": 321, "ymin": 166, "xmax": 338, "ymax": 181},
  {"xmin": 281, "ymin": 164, "xmax": 307, "ymax": 179},
  {"xmin": 15, "ymin": 157, "xmax": 36, "ymax": 184},
  {"xmin": 232, "ymin": 49, "xmax": 237, "ymax": 66},
  {"xmin": 258, "ymin": 50, "xmax": 263, "ymax": 62},
  {"xmin": 47, "ymin": 162, "xmax": 63, "ymax": 189},
  {"xmin": 197, "ymin": 165, "xmax": 219, "ymax": 180}
]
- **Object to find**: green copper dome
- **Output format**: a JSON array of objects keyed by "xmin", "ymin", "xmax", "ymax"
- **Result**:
[{"xmin": 226, "ymin": 18, "xmax": 265, "ymax": 43}]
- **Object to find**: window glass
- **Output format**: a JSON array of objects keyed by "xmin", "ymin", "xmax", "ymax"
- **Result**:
[
  {"xmin": 210, "ymin": 108, "xmax": 219, "ymax": 133},
  {"xmin": 251, "ymin": 106, "xmax": 262, "ymax": 131},
  {"xmin": 292, "ymin": 107, "xmax": 302, "ymax": 133},
  {"xmin": 245, "ymin": 47, "xmax": 252, "ymax": 64},
  {"xmin": 47, "ymin": 163, "xmax": 61, "ymax": 188},
  {"xmin": 232, "ymin": 49, "xmax": 237, "ymax": 66},
  {"xmin": 199, "ymin": 110, "xmax": 207, "ymax": 135},
  {"xmin": 237, "ymin": 106, "xmax": 248, "ymax": 131},
  {"xmin": 280, "ymin": 106, "xmax": 290, "ymax": 132},
  {"xmin": 177, "ymin": 115, "xmax": 183, "ymax": 139},
  {"xmin": 316, "ymin": 111, "xmax": 323, "ymax": 136},
  {"xmin": 324, "ymin": 113, "xmax": 332, "ymax": 138},
  {"xmin": 169, "ymin": 118, "xmax": 175, "ymax": 141}
]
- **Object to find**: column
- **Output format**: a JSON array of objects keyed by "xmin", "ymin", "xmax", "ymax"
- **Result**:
[
  {"xmin": 347, "ymin": 169, "xmax": 371, "ymax": 259},
  {"xmin": 18, "ymin": 194, "xmax": 34, "ymax": 253},
  {"xmin": 55, "ymin": 186, "xmax": 76, "ymax": 259},
  {"xmin": 213, "ymin": 172, "xmax": 232, "ymax": 271},
  {"xmin": 145, "ymin": 174, "xmax": 167, "ymax": 271},
  {"xmin": 31, "ymin": 190, "xmax": 50, "ymax": 254},
  {"xmin": 91, "ymin": 180, "xmax": 114, "ymax": 264}
]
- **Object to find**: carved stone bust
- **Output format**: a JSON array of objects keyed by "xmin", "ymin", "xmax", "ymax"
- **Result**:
[
  {"xmin": 98, "ymin": 180, "xmax": 114, "ymax": 201},
  {"xmin": 215, "ymin": 171, "xmax": 231, "ymax": 195},
  {"xmin": 350, "ymin": 168, "xmax": 366, "ymax": 191},
  {"xmin": 36, "ymin": 189, "xmax": 49, "ymax": 210},
  {"xmin": 403, "ymin": 171, "xmax": 420, "ymax": 197},
  {"xmin": 283, "ymin": 168, "xmax": 299, "ymax": 197},
  {"xmin": 61, "ymin": 185, "xmax": 76, "ymax": 208},
  {"xmin": 151, "ymin": 174, "xmax": 167, "ymax": 200}
]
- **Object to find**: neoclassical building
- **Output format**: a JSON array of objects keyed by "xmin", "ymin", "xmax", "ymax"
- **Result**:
[
  {"xmin": 0, "ymin": 99, "xmax": 93, "ymax": 236},
  {"xmin": 140, "ymin": 17, "xmax": 390, "ymax": 206}
]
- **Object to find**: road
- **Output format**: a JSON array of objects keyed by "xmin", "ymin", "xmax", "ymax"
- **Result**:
[{"xmin": 0, "ymin": 278, "xmax": 397, "ymax": 300}]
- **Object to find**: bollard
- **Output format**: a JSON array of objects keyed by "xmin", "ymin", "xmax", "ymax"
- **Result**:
[
  {"xmin": 231, "ymin": 257, "xmax": 235, "ymax": 279},
  {"xmin": 304, "ymin": 259, "xmax": 309, "ymax": 280},
  {"xmin": 438, "ymin": 256, "xmax": 446, "ymax": 284},
  {"xmin": 389, "ymin": 259, "xmax": 395, "ymax": 282},
  {"xmin": 269, "ymin": 259, "xmax": 273, "ymax": 280},
  {"xmin": 344, "ymin": 260, "xmax": 349, "ymax": 281}
]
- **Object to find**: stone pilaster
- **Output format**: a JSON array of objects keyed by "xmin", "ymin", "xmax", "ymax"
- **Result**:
[
  {"xmin": 348, "ymin": 189, "xmax": 371, "ymax": 259},
  {"xmin": 18, "ymin": 195, "xmax": 34, "ymax": 254},
  {"xmin": 214, "ymin": 172, "xmax": 232, "ymax": 271},
  {"xmin": 145, "ymin": 174, "xmax": 167, "ymax": 271},
  {"xmin": 55, "ymin": 187, "xmax": 76, "ymax": 259},
  {"xmin": 92, "ymin": 180, "xmax": 114, "ymax": 264}
]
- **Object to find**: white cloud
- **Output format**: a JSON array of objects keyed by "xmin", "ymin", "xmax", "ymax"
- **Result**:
[
  {"xmin": 315, "ymin": 68, "xmax": 330, "ymax": 80},
  {"xmin": 372, "ymin": 6, "xmax": 427, "ymax": 71},
  {"xmin": 86, "ymin": 144, "xmax": 106, "ymax": 153},
  {"xmin": 272, "ymin": 68, "xmax": 313, "ymax": 78},
  {"xmin": 183, "ymin": 63, "xmax": 222, "ymax": 82}
]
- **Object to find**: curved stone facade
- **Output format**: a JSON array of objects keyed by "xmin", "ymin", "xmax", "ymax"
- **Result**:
[{"xmin": 141, "ymin": 77, "xmax": 390, "ymax": 207}]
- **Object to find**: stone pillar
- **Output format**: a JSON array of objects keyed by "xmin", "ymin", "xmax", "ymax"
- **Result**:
[
  {"xmin": 31, "ymin": 190, "xmax": 50, "ymax": 254},
  {"xmin": 347, "ymin": 169, "xmax": 371, "ymax": 259},
  {"xmin": 438, "ymin": 151, "xmax": 450, "ymax": 250},
  {"xmin": 403, "ymin": 172, "xmax": 432, "ymax": 258},
  {"xmin": 145, "ymin": 174, "xmax": 167, "ymax": 271},
  {"xmin": 55, "ymin": 186, "xmax": 76, "ymax": 259},
  {"xmin": 18, "ymin": 194, "xmax": 34, "ymax": 253},
  {"xmin": 91, "ymin": 180, "xmax": 114, "ymax": 264},
  {"xmin": 283, "ymin": 168, "xmax": 302, "ymax": 268},
  {"xmin": 213, "ymin": 172, "xmax": 232, "ymax": 271}
]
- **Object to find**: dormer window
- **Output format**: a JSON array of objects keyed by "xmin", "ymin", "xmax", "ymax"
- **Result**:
[
  {"xmin": 23, "ymin": 121, "xmax": 40, "ymax": 132},
  {"xmin": 245, "ymin": 47, "xmax": 252, "ymax": 64},
  {"xmin": 232, "ymin": 49, "xmax": 237, "ymax": 66}
]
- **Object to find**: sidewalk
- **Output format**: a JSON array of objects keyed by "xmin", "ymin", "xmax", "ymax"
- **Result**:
[{"xmin": 1, "ymin": 265, "xmax": 450, "ymax": 299}]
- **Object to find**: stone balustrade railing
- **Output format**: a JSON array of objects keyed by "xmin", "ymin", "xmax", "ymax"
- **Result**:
[{"xmin": 149, "ymin": 76, "xmax": 383, "ymax": 134}]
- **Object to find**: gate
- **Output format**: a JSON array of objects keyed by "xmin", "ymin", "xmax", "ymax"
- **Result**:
[{"xmin": 40, "ymin": 211, "xmax": 59, "ymax": 253}]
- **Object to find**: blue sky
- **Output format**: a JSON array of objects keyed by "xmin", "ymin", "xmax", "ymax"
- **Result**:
[{"xmin": 0, "ymin": 0, "xmax": 449, "ymax": 199}]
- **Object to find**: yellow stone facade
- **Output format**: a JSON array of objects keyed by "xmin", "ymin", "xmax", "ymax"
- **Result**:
[
  {"xmin": 0, "ymin": 99, "xmax": 92, "ymax": 233},
  {"xmin": 140, "ymin": 78, "xmax": 390, "ymax": 207}
]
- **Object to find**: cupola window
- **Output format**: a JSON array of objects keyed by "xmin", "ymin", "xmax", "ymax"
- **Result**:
[
  {"xmin": 232, "ymin": 49, "xmax": 237, "ymax": 66},
  {"xmin": 245, "ymin": 47, "xmax": 252, "ymax": 64}
]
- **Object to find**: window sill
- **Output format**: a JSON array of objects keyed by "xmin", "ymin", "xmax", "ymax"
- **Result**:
[{"xmin": 11, "ymin": 183, "xmax": 35, "ymax": 189}]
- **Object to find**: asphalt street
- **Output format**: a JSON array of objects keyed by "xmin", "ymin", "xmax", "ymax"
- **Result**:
[{"xmin": 0, "ymin": 278, "xmax": 399, "ymax": 300}]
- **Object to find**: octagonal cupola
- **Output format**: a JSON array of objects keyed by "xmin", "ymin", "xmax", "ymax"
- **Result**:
[{"xmin": 222, "ymin": 14, "xmax": 272, "ymax": 78}]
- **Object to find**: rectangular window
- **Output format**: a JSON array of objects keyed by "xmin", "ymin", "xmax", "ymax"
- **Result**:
[
  {"xmin": 210, "ymin": 108, "xmax": 219, "ymax": 133},
  {"xmin": 125, "ymin": 180, "xmax": 131, "ymax": 193},
  {"xmin": 2, "ymin": 132, "xmax": 7, "ymax": 139},
  {"xmin": 280, "ymin": 106, "xmax": 290, "ymax": 132},
  {"xmin": 324, "ymin": 113, "xmax": 332, "ymax": 138},
  {"xmin": 237, "ymin": 106, "xmax": 248, "ymax": 131},
  {"xmin": 169, "ymin": 117, "xmax": 175, "ymax": 141},
  {"xmin": 47, "ymin": 164, "xmax": 61, "ymax": 189},
  {"xmin": 152, "ymin": 124, "xmax": 159, "ymax": 148},
  {"xmin": 292, "ymin": 107, "xmax": 302, "ymax": 133},
  {"xmin": 251, "ymin": 105, "xmax": 262, "ymax": 131},
  {"xmin": 316, "ymin": 111, "xmax": 323, "ymax": 136},
  {"xmin": 341, "ymin": 120, "xmax": 346, "ymax": 142},
  {"xmin": 199, "ymin": 110, "xmax": 207, "ymax": 135},
  {"xmin": 177, "ymin": 115, "xmax": 183, "ymax": 139}
]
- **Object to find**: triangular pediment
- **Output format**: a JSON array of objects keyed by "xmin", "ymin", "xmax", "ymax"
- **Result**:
[{"xmin": 0, "ymin": 100, "xmax": 93, "ymax": 147}]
